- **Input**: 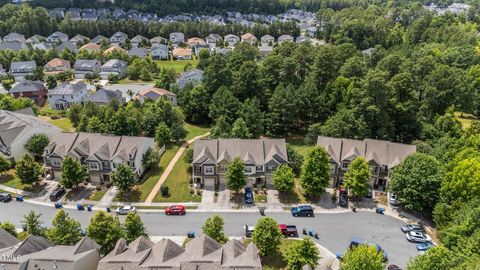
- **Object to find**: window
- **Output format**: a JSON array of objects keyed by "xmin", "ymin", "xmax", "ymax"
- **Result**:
[
  {"xmin": 88, "ymin": 162, "xmax": 99, "ymax": 170},
  {"xmin": 51, "ymin": 158, "xmax": 61, "ymax": 167},
  {"xmin": 256, "ymin": 166, "xmax": 263, "ymax": 171},
  {"xmin": 204, "ymin": 166, "xmax": 214, "ymax": 175},
  {"xmin": 194, "ymin": 166, "xmax": 201, "ymax": 173},
  {"xmin": 220, "ymin": 165, "xmax": 226, "ymax": 172},
  {"xmin": 342, "ymin": 162, "xmax": 349, "ymax": 169},
  {"xmin": 245, "ymin": 166, "xmax": 253, "ymax": 174},
  {"xmin": 267, "ymin": 166, "xmax": 275, "ymax": 173}
]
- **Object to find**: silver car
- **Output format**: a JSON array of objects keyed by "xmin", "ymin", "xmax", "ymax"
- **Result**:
[
  {"xmin": 401, "ymin": 224, "xmax": 424, "ymax": 233},
  {"xmin": 389, "ymin": 193, "xmax": 400, "ymax": 206},
  {"xmin": 406, "ymin": 231, "xmax": 431, "ymax": 243},
  {"xmin": 115, "ymin": 205, "xmax": 136, "ymax": 215}
]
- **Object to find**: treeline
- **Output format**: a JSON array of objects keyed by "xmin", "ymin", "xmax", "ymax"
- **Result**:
[
  {"xmin": 0, "ymin": 4, "xmax": 299, "ymax": 38},
  {"xmin": 180, "ymin": 2, "xmax": 480, "ymax": 143}
]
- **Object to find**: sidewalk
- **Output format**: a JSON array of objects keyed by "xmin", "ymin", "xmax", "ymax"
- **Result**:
[
  {"xmin": 145, "ymin": 133, "xmax": 209, "ymax": 204},
  {"xmin": 0, "ymin": 183, "xmax": 35, "ymax": 197}
]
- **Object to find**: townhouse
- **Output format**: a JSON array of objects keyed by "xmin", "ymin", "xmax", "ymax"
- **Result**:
[{"xmin": 192, "ymin": 138, "xmax": 288, "ymax": 188}]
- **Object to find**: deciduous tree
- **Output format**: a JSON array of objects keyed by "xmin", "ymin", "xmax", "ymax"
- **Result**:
[
  {"xmin": 300, "ymin": 147, "xmax": 331, "ymax": 197},
  {"xmin": 25, "ymin": 134, "xmax": 49, "ymax": 156},
  {"xmin": 252, "ymin": 217, "xmax": 283, "ymax": 257},
  {"xmin": 341, "ymin": 245, "xmax": 385, "ymax": 270},
  {"xmin": 46, "ymin": 209, "xmax": 82, "ymax": 245},
  {"xmin": 226, "ymin": 157, "xmax": 247, "ymax": 192},
  {"xmin": 123, "ymin": 212, "xmax": 148, "ymax": 243},
  {"xmin": 21, "ymin": 211, "xmax": 44, "ymax": 236},
  {"xmin": 284, "ymin": 238, "xmax": 320, "ymax": 270},
  {"xmin": 111, "ymin": 164, "xmax": 135, "ymax": 193},
  {"xmin": 87, "ymin": 211, "xmax": 124, "ymax": 254},
  {"xmin": 272, "ymin": 164, "xmax": 295, "ymax": 193},
  {"xmin": 16, "ymin": 154, "xmax": 43, "ymax": 185},
  {"xmin": 344, "ymin": 157, "xmax": 371, "ymax": 198},
  {"xmin": 61, "ymin": 156, "xmax": 88, "ymax": 189},
  {"xmin": 202, "ymin": 215, "xmax": 228, "ymax": 244}
]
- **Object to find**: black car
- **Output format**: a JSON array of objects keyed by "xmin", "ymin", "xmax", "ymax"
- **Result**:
[
  {"xmin": 0, "ymin": 193, "xmax": 12, "ymax": 202},
  {"xmin": 50, "ymin": 188, "xmax": 66, "ymax": 201},
  {"xmin": 339, "ymin": 188, "xmax": 348, "ymax": 207},
  {"xmin": 245, "ymin": 187, "xmax": 254, "ymax": 204}
]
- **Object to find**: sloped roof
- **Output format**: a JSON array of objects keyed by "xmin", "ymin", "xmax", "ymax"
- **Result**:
[
  {"xmin": 193, "ymin": 139, "xmax": 288, "ymax": 165},
  {"xmin": 0, "ymin": 235, "xmax": 51, "ymax": 259},
  {"xmin": 10, "ymin": 80, "xmax": 44, "ymax": 93},
  {"xmin": 172, "ymin": 47, "xmax": 192, "ymax": 57},
  {"xmin": 241, "ymin": 33, "xmax": 257, "ymax": 41},
  {"xmin": 136, "ymin": 87, "xmax": 176, "ymax": 100},
  {"xmin": 70, "ymin": 34, "xmax": 89, "ymax": 43},
  {"xmin": 140, "ymin": 239, "xmax": 184, "ymax": 268},
  {"xmin": 44, "ymin": 58, "xmax": 70, "ymax": 68},
  {"xmin": 11, "ymin": 61, "xmax": 36, "ymax": 70},
  {"xmin": 49, "ymin": 81, "xmax": 86, "ymax": 95},
  {"xmin": 131, "ymin": 35, "xmax": 146, "ymax": 42},
  {"xmin": 0, "ymin": 228, "xmax": 20, "ymax": 249},
  {"xmin": 3, "ymin": 32, "xmax": 25, "ymax": 42},
  {"xmin": 21, "ymin": 237, "xmax": 99, "ymax": 263},
  {"xmin": 316, "ymin": 136, "xmax": 416, "ymax": 168},
  {"xmin": 79, "ymin": 42, "xmax": 101, "ymax": 51},
  {"xmin": 0, "ymin": 41, "xmax": 28, "ymax": 52},
  {"xmin": 84, "ymin": 88, "xmax": 123, "ymax": 104},
  {"xmin": 103, "ymin": 46, "xmax": 126, "ymax": 55}
]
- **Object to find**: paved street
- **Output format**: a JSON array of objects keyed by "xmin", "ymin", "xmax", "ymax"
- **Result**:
[{"xmin": 0, "ymin": 201, "xmax": 418, "ymax": 268}]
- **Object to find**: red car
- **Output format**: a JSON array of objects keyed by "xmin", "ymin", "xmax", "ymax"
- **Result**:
[{"xmin": 165, "ymin": 205, "xmax": 186, "ymax": 215}]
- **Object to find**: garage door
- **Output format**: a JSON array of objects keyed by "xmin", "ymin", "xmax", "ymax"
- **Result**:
[{"xmin": 204, "ymin": 178, "xmax": 215, "ymax": 191}]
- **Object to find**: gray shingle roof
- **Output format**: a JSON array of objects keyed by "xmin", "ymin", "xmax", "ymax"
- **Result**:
[
  {"xmin": 3, "ymin": 32, "xmax": 26, "ymax": 43},
  {"xmin": 10, "ymin": 60, "xmax": 36, "ymax": 70},
  {"xmin": 74, "ymin": 59, "xmax": 100, "ymax": 69},
  {"xmin": 49, "ymin": 81, "xmax": 86, "ymax": 95},
  {"xmin": 0, "ymin": 235, "xmax": 51, "ymax": 258},
  {"xmin": 193, "ymin": 139, "xmax": 288, "ymax": 165},
  {"xmin": 0, "ymin": 228, "xmax": 20, "ymax": 249},
  {"xmin": 10, "ymin": 80, "xmax": 44, "ymax": 93},
  {"xmin": 84, "ymin": 88, "xmax": 123, "ymax": 104},
  {"xmin": 316, "ymin": 136, "xmax": 416, "ymax": 167},
  {"xmin": 0, "ymin": 41, "xmax": 27, "ymax": 52}
]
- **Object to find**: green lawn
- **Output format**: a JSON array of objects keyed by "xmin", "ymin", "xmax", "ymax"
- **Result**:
[
  {"xmin": 153, "ymin": 149, "xmax": 201, "ymax": 203},
  {"xmin": 0, "ymin": 171, "xmax": 43, "ymax": 194},
  {"xmin": 46, "ymin": 117, "xmax": 74, "ymax": 132},
  {"xmin": 286, "ymin": 133, "xmax": 314, "ymax": 156},
  {"xmin": 155, "ymin": 59, "xmax": 198, "ymax": 73},
  {"xmin": 88, "ymin": 189, "xmax": 107, "ymax": 201},
  {"xmin": 117, "ymin": 78, "xmax": 151, "ymax": 84},
  {"xmin": 38, "ymin": 102, "xmax": 66, "ymax": 118},
  {"xmin": 115, "ymin": 144, "xmax": 180, "ymax": 202},
  {"xmin": 184, "ymin": 123, "xmax": 210, "ymax": 141},
  {"xmin": 243, "ymin": 239, "xmax": 298, "ymax": 269}
]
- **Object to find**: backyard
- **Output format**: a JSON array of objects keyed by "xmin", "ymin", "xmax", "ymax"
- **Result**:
[
  {"xmin": 454, "ymin": 111, "xmax": 479, "ymax": 129},
  {"xmin": 153, "ymin": 148, "xmax": 201, "ymax": 203},
  {"xmin": 243, "ymin": 239, "xmax": 298, "ymax": 270},
  {"xmin": 184, "ymin": 122, "xmax": 210, "ymax": 141},
  {"xmin": 155, "ymin": 58, "xmax": 198, "ymax": 73}
]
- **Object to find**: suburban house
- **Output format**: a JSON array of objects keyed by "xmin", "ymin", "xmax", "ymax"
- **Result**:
[
  {"xmin": 150, "ymin": 36, "xmax": 167, "ymax": 45},
  {"xmin": 0, "ymin": 235, "xmax": 52, "ymax": 268},
  {"xmin": 259, "ymin": 45, "xmax": 273, "ymax": 58},
  {"xmin": 128, "ymin": 47, "xmax": 149, "ymax": 58},
  {"xmin": 134, "ymin": 87, "xmax": 177, "ymax": 105},
  {"xmin": 296, "ymin": 36, "xmax": 310, "ymax": 44},
  {"xmin": 176, "ymin": 68, "xmax": 204, "ymax": 89},
  {"xmin": 0, "ymin": 41, "xmax": 28, "ymax": 52},
  {"xmin": 43, "ymin": 132, "xmax": 157, "ymax": 186},
  {"xmin": 110, "ymin": 31, "xmax": 128, "ymax": 45},
  {"xmin": 70, "ymin": 34, "xmax": 90, "ymax": 44},
  {"xmin": 48, "ymin": 81, "xmax": 88, "ymax": 110},
  {"xmin": 73, "ymin": 59, "xmax": 101, "ymax": 79},
  {"xmin": 79, "ymin": 42, "xmax": 101, "ymax": 52},
  {"xmin": 151, "ymin": 44, "xmax": 169, "ymax": 60},
  {"xmin": 102, "ymin": 46, "xmax": 126, "ymax": 56},
  {"xmin": 9, "ymin": 237, "xmax": 100, "ymax": 270},
  {"xmin": 278, "ymin": 34, "xmax": 294, "ymax": 43},
  {"xmin": 192, "ymin": 138, "xmax": 288, "ymax": 188},
  {"xmin": 306, "ymin": 26, "xmax": 318, "ymax": 37},
  {"xmin": 25, "ymin": 34, "xmax": 45, "ymax": 44},
  {"xmin": 84, "ymin": 88, "xmax": 124, "ymax": 105},
  {"xmin": 10, "ymin": 60, "xmax": 36, "ymax": 81},
  {"xmin": 169, "ymin": 32, "xmax": 185, "ymax": 44},
  {"xmin": 260, "ymin": 34, "xmax": 275, "ymax": 45},
  {"xmin": 187, "ymin": 37, "xmax": 206, "ymax": 47},
  {"xmin": 56, "ymin": 41, "xmax": 79, "ymax": 53},
  {"xmin": 3, "ymin": 32, "xmax": 26, "ymax": 43},
  {"xmin": 0, "ymin": 109, "xmax": 61, "ymax": 161},
  {"xmin": 10, "ymin": 80, "xmax": 47, "ymax": 106},
  {"xmin": 92, "ymin": 35, "xmax": 108, "ymax": 44},
  {"xmin": 172, "ymin": 47, "xmax": 192, "ymax": 60},
  {"xmin": 224, "ymin": 34, "xmax": 240, "ymax": 47},
  {"xmin": 205, "ymin": 33, "xmax": 222, "ymax": 45},
  {"xmin": 100, "ymin": 59, "xmax": 128, "ymax": 80},
  {"xmin": 241, "ymin": 32, "xmax": 257, "ymax": 44},
  {"xmin": 32, "ymin": 42, "xmax": 52, "ymax": 51},
  {"xmin": 131, "ymin": 34, "xmax": 147, "ymax": 47},
  {"xmin": 98, "ymin": 235, "xmax": 262, "ymax": 270},
  {"xmin": 316, "ymin": 136, "xmax": 417, "ymax": 190},
  {"xmin": 47, "ymin": 31, "xmax": 69, "ymax": 43},
  {"xmin": 0, "ymin": 228, "xmax": 19, "ymax": 249},
  {"xmin": 43, "ymin": 58, "xmax": 71, "ymax": 76}
]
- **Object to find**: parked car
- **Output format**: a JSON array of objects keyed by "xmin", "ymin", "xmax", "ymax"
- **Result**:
[
  {"xmin": 389, "ymin": 193, "xmax": 400, "ymax": 206},
  {"xmin": 416, "ymin": 242, "xmax": 435, "ymax": 252},
  {"xmin": 244, "ymin": 187, "xmax": 254, "ymax": 204},
  {"xmin": 291, "ymin": 205, "xmax": 314, "ymax": 217},
  {"xmin": 350, "ymin": 237, "xmax": 388, "ymax": 262},
  {"xmin": 244, "ymin": 225, "xmax": 255, "ymax": 237},
  {"xmin": 49, "ymin": 187, "xmax": 66, "ymax": 201},
  {"xmin": 406, "ymin": 231, "xmax": 432, "ymax": 243},
  {"xmin": 339, "ymin": 187, "xmax": 348, "ymax": 207},
  {"xmin": 115, "ymin": 205, "xmax": 136, "ymax": 215},
  {"xmin": 401, "ymin": 224, "xmax": 424, "ymax": 233},
  {"xmin": 165, "ymin": 205, "xmax": 186, "ymax": 215},
  {"xmin": 0, "ymin": 193, "xmax": 12, "ymax": 202},
  {"xmin": 365, "ymin": 186, "xmax": 373, "ymax": 198},
  {"xmin": 279, "ymin": 224, "xmax": 298, "ymax": 237},
  {"xmin": 388, "ymin": 265, "xmax": 402, "ymax": 270}
]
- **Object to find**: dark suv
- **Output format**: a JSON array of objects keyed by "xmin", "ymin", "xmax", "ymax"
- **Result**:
[
  {"xmin": 0, "ymin": 193, "xmax": 12, "ymax": 202},
  {"xmin": 50, "ymin": 187, "xmax": 66, "ymax": 201},
  {"xmin": 291, "ymin": 205, "xmax": 314, "ymax": 217}
]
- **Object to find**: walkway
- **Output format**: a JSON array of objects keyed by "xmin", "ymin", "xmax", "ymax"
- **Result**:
[
  {"xmin": 97, "ymin": 186, "xmax": 117, "ymax": 208},
  {"xmin": 145, "ymin": 133, "xmax": 209, "ymax": 204},
  {"xmin": 0, "ymin": 183, "xmax": 35, "ymax": 197}
]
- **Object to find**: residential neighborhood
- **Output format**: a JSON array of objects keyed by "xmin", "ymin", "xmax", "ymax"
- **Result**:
[{"xmin": 0, "ymin": 1, "xmax": 478, "ymax": 270}]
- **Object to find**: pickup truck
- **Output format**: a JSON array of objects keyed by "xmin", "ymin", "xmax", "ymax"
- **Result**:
[
  {"xmin": 244, "ymin": 225, "xmax": 255, "ymax": 238},
  {"xmin": 279, "ymin": 224, "xmax": 298, "ymax": 237}
]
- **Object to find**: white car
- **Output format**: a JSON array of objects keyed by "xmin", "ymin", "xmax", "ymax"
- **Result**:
[
  {"xmin": 406, "ymin": 231, "xmax": 431, "ymax": 243},
  {"xmin": 389, "ymin": 193, "xmax": 400, "ymax": 206},
  {"xmin": 115, "ymin": 205, "xmax": 136, "ymax": 215}
]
